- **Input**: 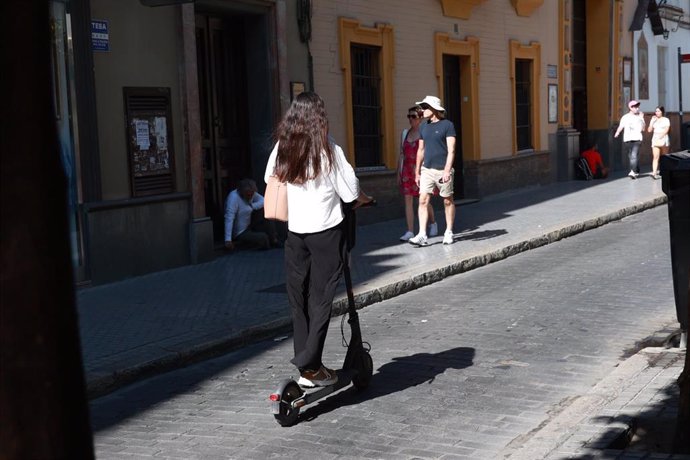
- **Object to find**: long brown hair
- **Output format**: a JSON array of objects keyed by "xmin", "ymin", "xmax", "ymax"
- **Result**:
[{"xmin": 274, "ymin": 92, "xmax": 335, "ymax": 184}]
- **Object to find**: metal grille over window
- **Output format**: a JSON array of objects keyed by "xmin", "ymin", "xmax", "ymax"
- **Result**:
[
  {"xmin": 351, "ymin": 44, "xmax": 383, "ymax": 168},
  {"xmin": 515, "ymin": 59, "xmax": 533, "ymax": 151},
  {"xmin": 123, "ymin": 87, "xmax": 176, "ymax": 197}
]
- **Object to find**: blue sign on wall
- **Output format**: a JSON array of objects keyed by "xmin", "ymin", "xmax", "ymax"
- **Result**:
[{"xmin": 91, "ymin": 20, "xmax": 109, "ymax": 52}]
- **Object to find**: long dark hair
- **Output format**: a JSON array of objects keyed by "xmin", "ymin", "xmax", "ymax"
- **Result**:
[{"xmin": 274, "ymin": 92, "xmax": 335, "ymax": 184}]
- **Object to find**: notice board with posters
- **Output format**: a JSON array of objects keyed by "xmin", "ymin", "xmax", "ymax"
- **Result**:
[{"xmin": 123, "ymin": 87, "xmax": 176, "ymax": 197}]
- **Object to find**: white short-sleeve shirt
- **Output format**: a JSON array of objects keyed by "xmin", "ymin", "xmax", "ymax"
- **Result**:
[
  {"xmin": 264, "ymin": 142, "xmax": 360, "ymax": 234},
  {"xmin": 619, "ymin": 112, "xmax": 646, "ymax": 142}
]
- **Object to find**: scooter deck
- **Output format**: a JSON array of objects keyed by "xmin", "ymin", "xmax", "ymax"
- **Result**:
[{"xmin": 295, "ymin": 368, "xmax": 356, "ymax": 407}]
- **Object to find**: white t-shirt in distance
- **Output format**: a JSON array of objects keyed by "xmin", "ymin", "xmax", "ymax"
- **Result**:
[{"xmin": 619, "ymin": 112, "xmax": 646, "ymax": 142}]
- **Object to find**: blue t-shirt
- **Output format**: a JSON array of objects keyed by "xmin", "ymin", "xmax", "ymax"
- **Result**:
[{"xmin": 420, "ymin": 119, "xmax": 456, "ymax": 169}]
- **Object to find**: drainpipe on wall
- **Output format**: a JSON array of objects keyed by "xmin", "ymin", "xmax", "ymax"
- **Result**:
[
  {"xmin": 607, "ymin": 0, "xmax": 615, "ymax": 169},
  {"xmin": 297, "ymin": 0, "xmax": 314, "ymax": 91}
]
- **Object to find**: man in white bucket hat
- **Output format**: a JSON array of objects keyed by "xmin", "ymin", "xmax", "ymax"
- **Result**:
[{"xmin": 408, "ymin": 95, "xmax": 457, "ymax": 246}]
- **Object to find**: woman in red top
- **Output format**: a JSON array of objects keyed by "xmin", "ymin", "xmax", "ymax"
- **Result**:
[{"xmin": 398, "ymin": 106, "xmax": 436, "ymax": 241}]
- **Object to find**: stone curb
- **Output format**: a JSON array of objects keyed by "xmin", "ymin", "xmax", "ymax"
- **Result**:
[
  {"xmin": 496, "ymin": 329, "xmax": 682, "ymax": 460},
  {"xmin": 332, "ymin": 195, "xmax": 667, "ymax": 315},
  {"xmin": 87, "ymin": 318, "xmax": 293, "ymax": 399},
  {"xmin": 86, "ymin": 196, "xmax": 666, "ymax": 399}
]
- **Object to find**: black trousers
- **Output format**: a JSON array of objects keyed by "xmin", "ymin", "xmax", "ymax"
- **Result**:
[
  {"xmin": 284, "ymin": 223, "xmax": 346, "ymax": 371},
  {"xmin": 235, "ymin": 210, "xmax": 278, "ymax": 249}
]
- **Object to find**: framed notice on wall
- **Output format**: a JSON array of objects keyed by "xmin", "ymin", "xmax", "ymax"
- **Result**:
[
  {"xmin": 290, "ymin": 81, "xmax": 305, "ymax": 101},
  {"xmin": 548, "ymin": 84, "xmax": 558, "ymax": 124},
  {"xmin": 623, "ymin": 85, "xmax": 632, "ymax": 110},
  {"xmin": 622, "ymin": 57, "xmax": 632, "ymax": 84},
  {"xmin": 123, "ymin": 87, "xmax": 176, "ymax": 197}
]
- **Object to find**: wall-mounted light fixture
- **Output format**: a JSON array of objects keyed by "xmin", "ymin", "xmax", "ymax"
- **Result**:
[
  {"xmin": 657, "ymin": 0, "xmax": 684, "ymax": 40},
  {"xmin": 662, "ymin": 14, "xmax": 683, "ymax": 39}
]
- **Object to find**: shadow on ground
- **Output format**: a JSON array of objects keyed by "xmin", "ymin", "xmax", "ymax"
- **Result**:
[
  {"xmin": 575, "ymin": 379, "xmax": 690, "ymax": 458},
  {"xmin": 299, "ymin": 346, "xmax": 475, "ymax": 423}
]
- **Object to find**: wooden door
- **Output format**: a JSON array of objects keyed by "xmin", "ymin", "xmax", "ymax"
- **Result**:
[
  {"xmin": 196, "ymin": 14, "xmax": 251, "ymax": 241},
  {"xmin": 443, "ymin": 54, "xmax": 464, "ymax": 199}
]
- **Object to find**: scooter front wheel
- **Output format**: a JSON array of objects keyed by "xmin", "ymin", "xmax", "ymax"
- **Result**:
[
  {"xmin": 352, "ymin": 351, "xmax": 373, "ymax": 390},
  {"xmin": 274, "ymin": 381, "xmax": 302, "ymax": 426}
]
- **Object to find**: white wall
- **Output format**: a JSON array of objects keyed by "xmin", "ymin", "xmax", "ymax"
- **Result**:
[{"xmin": 633, "ymin": 9, "xmax": 690, "ymax": 115}]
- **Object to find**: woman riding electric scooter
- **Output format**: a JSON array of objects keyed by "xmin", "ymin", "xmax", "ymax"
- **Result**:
[{"xmin": 264, "ymin": 92, "xmax": 373, "ymax": 393}]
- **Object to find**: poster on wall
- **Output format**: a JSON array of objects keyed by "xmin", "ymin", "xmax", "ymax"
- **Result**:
[
  {"xmin": 124, "ymin": 87, "xmax": 175, "ymax": 196},
  {"xmin": 129, "ymin": 116, "xmax": 170, "ymax": 177}
]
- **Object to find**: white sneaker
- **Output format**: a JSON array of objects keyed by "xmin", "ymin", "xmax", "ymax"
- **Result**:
[
  {"xmin": 628, "ymin": 170, "xmax": 638, "ymax": 179},
  {"xmin": 442, "ymin": 230, "xmax": 454, "ymax": 245},
  {"xmin": 297, "ymin": 366, "xmax": 338, "ymax": 388},
  {"xmin": 428, "ymin": 222, "xmax": 438, "ymax": 237},
  {"xmin": 408, "ymin": 234, "xmax": 429, "ymax": 246},
  {"xmin": 399, "ymin": 231, "xmax": 414, "ymax": 242}
]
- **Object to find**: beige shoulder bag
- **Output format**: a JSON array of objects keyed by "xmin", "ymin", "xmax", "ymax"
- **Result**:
[{"xmin": 264, "ymin": 176, "xmax": 288, "ymax": 222}]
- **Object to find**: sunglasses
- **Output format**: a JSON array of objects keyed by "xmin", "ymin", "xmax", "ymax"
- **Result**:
[{"xmin": 407, "ymin": 114, "xmax": 419, "ymax": 119}]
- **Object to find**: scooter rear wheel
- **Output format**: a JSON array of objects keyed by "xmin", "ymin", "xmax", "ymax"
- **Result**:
[
  {"xmin": 274, "ymin": 381, "xmax": 301, "ymax": 426},
  {"xmin": 352, "ymin": 351, "xmax": 373, "ymax": 389}
]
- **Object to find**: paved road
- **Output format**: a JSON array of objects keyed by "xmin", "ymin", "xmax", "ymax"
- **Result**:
[{"xmin": 91, "ymin": 206, "xmax": 678, "ymax": 459}]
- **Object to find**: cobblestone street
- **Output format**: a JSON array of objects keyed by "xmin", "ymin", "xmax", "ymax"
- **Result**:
[{"xmin": 91, "ymin": 207, "xmax": 680, "ymax": 459}]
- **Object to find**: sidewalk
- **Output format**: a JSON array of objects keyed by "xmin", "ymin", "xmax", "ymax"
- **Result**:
[
  {"xmin": 78, "ymin": 172, "xmax": 668, "ymax": 399},
  {"xmin": 505, "ymin": 343, "xmax": 688, "ymax": 459}
]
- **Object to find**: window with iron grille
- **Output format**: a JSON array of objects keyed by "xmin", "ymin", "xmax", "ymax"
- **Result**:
[
  {"xmin": 351, "ymin": 44, "xmax": 382, "ymax": 167},
  {"xmin": 514, "ymin": 59, "xmax": 532, "ymax": 151}
]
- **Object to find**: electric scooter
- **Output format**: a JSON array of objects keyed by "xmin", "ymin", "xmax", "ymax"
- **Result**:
[{"xmin": 269, "ymin": 199, "xmax": 375, "ymax": 427}]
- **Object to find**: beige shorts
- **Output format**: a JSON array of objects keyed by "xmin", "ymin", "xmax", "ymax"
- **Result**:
[
  {"xmin": 419, "ymin": 166, "xmax": 454, "ymax": 197},
  {"xmin": 652, "ymin": 135, "xmax": 669, "ymax": 148}
]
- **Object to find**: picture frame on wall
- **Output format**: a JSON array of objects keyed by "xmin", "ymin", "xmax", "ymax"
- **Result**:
[
  {"xmin": 290, "ymin": 81, "xmax": 305, "ymax": 101},
  {"xmin": 623, "ymin": 85, "xmax": 632, "ymax": 107},
  {"xmin": 548, "ymin": 84, "xmax": 558, "ymax": 124},
  {"xmin": 622, "ymin": 57, "xmax": 632, "ymax": 84}
]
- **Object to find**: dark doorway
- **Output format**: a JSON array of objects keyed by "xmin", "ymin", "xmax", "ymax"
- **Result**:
[
  {"xmin": 515, "ymin": 59, "xmax": 533, "ymax": 151},
  {"xmin": 196, "ymin": 14, "xmax": 252, "ymax": 242},
  {"xmin": 351, "ymin": 44, "xmax": 383, "ymax": 168},
  {"xmin": 572, "ymin": 0, "xmax": 588, "ymax": 151},
  {"xmin": 442, "ymin": 54, "xmax": 464, "ymax": 199}
]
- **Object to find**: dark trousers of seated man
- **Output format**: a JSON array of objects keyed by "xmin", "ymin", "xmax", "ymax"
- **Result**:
[{"xmin": 234, "ymin": 210, "xmax": 277, "ymax": 249}]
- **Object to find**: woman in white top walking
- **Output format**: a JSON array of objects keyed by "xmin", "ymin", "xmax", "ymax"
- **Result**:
[
  {"xmin": 647, "ymin": 106, "xmax": 670, "ymax": 179},
  {"xmin": 264, "ymin": 92, "xmax": 372, "ymax": 388}
]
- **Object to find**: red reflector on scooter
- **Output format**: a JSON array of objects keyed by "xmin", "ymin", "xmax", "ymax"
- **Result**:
[{"xmin": 269, "ymin": 393, "xmax": 281, "ymax": 402}]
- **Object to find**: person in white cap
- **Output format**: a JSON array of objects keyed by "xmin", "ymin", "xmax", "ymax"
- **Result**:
[
  {"xmin": 408, "ymin": 95, "xmax": 456, "ymax": 246},
  {"xmin": 614, "ymin": 100, "xmax": 646, "ymax": 179}
]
